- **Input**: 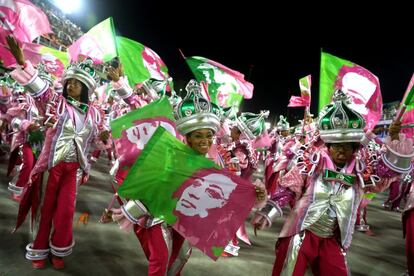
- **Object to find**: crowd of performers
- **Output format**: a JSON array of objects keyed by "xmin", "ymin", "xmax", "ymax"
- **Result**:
[{"xmin": 1, "ymin": 35, "xmax": 414, "ymax": 276}]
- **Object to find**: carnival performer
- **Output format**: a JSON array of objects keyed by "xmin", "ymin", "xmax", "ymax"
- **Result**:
[
  {"xmin": 264, "ymin": 115, "xmax": 291, "ymax": 194},
  {"xmin": 218, "ymin": 110, "xmax": 269, "ymax": 256},
  {"xmin": 109, "ymin": 79, "xmax": 265, "ymax": 275},
  {"xmin": 6, "ymin": 35, "xmax": 109, "ymax": 270},
  {"xmin": 252, "ymin": 89, "xmax": 411, "ymax": 275},
  {"xmin": 104, "ymin": 65, "xmax": 166, "ymax": 185},
  {"xmin": 0, "ymin": 74, "xmax": 15, "ymax": 163},
  {"xmin": 2, "ymin": 65, "xmax": 53, "ymax": 201}
]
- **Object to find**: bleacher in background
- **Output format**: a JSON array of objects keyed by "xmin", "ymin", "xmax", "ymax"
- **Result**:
[
  {"xmin": 31, "ymin": 0, "xmax": 84, "ymax": 50},
  {"xmin": 29, "ymin": 0, "xmax": 107, "ymax": 79}
]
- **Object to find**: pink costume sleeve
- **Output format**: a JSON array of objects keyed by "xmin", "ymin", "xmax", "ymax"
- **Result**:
[
  {"xmin": 6, "ymin": 106, "xmax": 30, "ymax": 131},
  {"xmin": 10, "ymin": 61, "xmax": 37, "ymax": 85},
  {"xmin": 279, "ymin": 166, "xmax": 306, "ymax": 199},
  {"xmin": 366, "ymin": 134, "xmax": 413, "ymax": 193},
  {"xmin": 10, "ymin": 60, "xmax": 51, "ymax": 105},
  {"xmin": 111, "ymin": 76, "xmax": 144, "ymax": 109}
]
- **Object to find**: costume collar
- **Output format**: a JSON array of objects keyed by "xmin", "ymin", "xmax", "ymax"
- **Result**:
[
  {"xmin": 67, "ymin": 96, "xmax": 88, "ymax": 114},
  {"xmin": 323, "ymin": 169, "xmax": 356, "ymax": 186}
]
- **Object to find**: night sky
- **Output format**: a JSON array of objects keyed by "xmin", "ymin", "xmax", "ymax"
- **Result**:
[{"xmin": 66, "ymin": 1, "xmax": 413, "ymax": 125}]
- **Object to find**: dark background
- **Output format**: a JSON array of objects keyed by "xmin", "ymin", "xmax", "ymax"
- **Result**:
[{"xmin": 66, "ymin": 1, "xmax": 413, "ymax": 125}]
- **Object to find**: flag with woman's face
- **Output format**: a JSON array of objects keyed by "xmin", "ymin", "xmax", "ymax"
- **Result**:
[
  {"xmin": 184, "ymin": 56, "xmax": 254, "ymax": 108},
  {"xmin": 118, "ymin": 127, "xmax": 256, "ymax": 260},
  {"xmin": 68, "ymin": 17, "xmax": 117, "ymax": 63},
  {"xmin": 116, "ymin": 36, "xmax": 170, "ymax": 88},
  {"xmin": 110, "ymin": 97, "xmax": 176, "ymax": 172},
  {"xmin": 319, "ymin": 52, "xmax": 383, "ymax": 130}
]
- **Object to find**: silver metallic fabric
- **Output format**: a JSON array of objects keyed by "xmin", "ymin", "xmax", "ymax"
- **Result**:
[
  {"xmin": 52, "ymin": 114, "xmax": 94, "ymax": 171},
  {"xmin": 121, "ymin": 200, "xmax": 149, "ymax": 224},
  {"xmin": 257, "ymin": 200, "xmax": 283, "ymax": 227},
  {"xmin": 301, "ymin": 173, "xmax": 358, "ymax": 247},
  {"xmin": 280, "ymin": 231, "xmax": 306, "ymax": 276},
  {"xmin": 25, "ymin": 243, "xmax": 50, "ymax": 260},
  {"xmin": 382, "ymin": 145, "xmax": 414, "ymax": 173},
  {"xmin": 26, "ymin": 74, "xmax": 49, "ymax": 96}
]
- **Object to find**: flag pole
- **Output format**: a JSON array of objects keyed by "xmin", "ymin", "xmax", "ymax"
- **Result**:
[{"xmin": 178, "ymin": 48, "xmax": 186, "ymax": 59}]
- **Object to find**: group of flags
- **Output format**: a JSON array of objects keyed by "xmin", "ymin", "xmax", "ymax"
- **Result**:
[
  {"xmin": 2, "ymin": 0, "xmax": 414, "ymax": 261},
  {"xmin": 0, "ymin": 0, "xmax": 67, "ymax": 76},
  {"xmin": 110, "ymin": 97, "xmax": 256, "ymax": 260},
  {"xmin": 0, "ymin": 1, "xmax": 254, "ymax": 109}
]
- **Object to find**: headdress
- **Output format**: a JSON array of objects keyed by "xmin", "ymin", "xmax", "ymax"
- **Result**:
[
  {"xmin": 318, "ymin": 89, "xmax": 366, "ymax": 143},
  {"xmin": 276, "ymin": 115, "xmax": 290, "ymax": 131},
  {"xmin": 236, "ymin": 110, "xmax": 269, "ymax": 140},
  {"xmin": 62, "ymin": 58, "xmax": 99, "ymax": 96},
  {"xmin": 174, "ymin": 80, "xmax": 221, "ymax": 135}
]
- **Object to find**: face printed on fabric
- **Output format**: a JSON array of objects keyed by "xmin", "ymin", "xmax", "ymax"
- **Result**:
[
  {"xmin": 217, "ymin": 88, "xmax": 230, "ymax": 107},
  {"xmin": 126, "ymin": 121, "xmax": 176, "ymax": 150},
  {"xmin": 328, "ymin": 143, "xmax": 355, "ymax": 167},
  {"xmin": 142, "ymin": 47, "xmax": 168, "ymax": 80},
  {"xmin": 66, "ymin": 78, "xmax": 83, "ymax": 99},
  {"xmin": 176, "ymin": 173, "xmax": 237, "ymax": 218},
  {"xmin": 186, "ymin": 128, "xmax": 214, "ymax": 155},
  {"xmin": 341, "ymin": 71, "xmax": 376, "ymax": 116}
]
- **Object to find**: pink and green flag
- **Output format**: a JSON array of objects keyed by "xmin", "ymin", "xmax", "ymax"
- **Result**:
[
  {"xmin": 288, "ymin": 75, "xmax": 311, "ymax": 107},
  {"xmin": 68, "ymin": 17, "xmax": 117, "ymax": 63},
  {"xmin": 0, "ymin": 0, "xmax": 51, "ymax": 44},
  {"xmin": 110, "ymin": 97, "xmax": 176, "ymax": 174},
  {"xmin": 319, "ymin": 52, "xmax": 383, "ymax": 130},
  {"xmin": 0, "ymin": 40, "xmax": 68, "ymax": 76},
  {"xmin": 184, "ymin": 56, "xmax": 253, "ymax": 108},
  {"xmin": 400, "ymin": 73, "xmax": 414, "ymax": 138},
  {"xmin": 118, "ymin": 126, "xmax": 256, "ymax": 260},
  {"xmin": 116, "ymin": 36, "xmax": 169, "ymax": 88}
]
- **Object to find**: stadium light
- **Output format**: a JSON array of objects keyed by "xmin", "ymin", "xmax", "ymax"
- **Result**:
[
  {"xmin": 265, "ymin": 122, "xmax": 271, "ymax": 130},
  {"xmin": 52, "ymin": 0, "xmax": 82, "ymax": 14}
]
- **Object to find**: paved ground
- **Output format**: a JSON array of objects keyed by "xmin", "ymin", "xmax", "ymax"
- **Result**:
[{"xmin": 0, "ymin": 152, "xmax": 408, "ymax": 276}]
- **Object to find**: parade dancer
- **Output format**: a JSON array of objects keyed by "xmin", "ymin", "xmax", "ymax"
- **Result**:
[
  {"xmin": 220, "ymin": 110, "xmax": 268, "ymax": 256},
  {"xmin": 103, "ymin": 63, "xmax": 192, "ymax": 275},
  {"xmin": 3, "ymin": 65, "xmax": 52, "ymax": 201},
  {"xmin": 383, "ymin": 177, "xmax": 410, "ymax": 212},
  {"xmin": 110, "ymin": 79, "xmax": 265, "ymax": 275},
  {"xmin": 110, "ymin": 80, "xmax": 222, "ymax": 275},
  {"xmin": 0, "ymin": 74, "xmax": 14, "ymax": 160},
  {"xmin": 6, "ymin": 36, "xmax": 109, "ymax": 270},
  {"xmin": 252, "ymin": 90, "xmax": 410, "ymax": 275},
  {"xmin": 264, "ymin": 115, "xmax": 291, "ymax": 195}
]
